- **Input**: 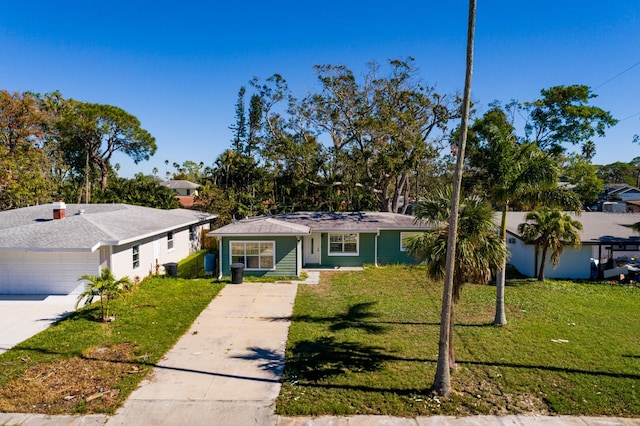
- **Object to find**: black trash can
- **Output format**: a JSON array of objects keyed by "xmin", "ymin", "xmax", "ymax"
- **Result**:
[
  {"xmin": 165, "ymin": 262, "xmax": 178, "ymax": 278},
  {"xmin": 230, "ymin": 263, "xmax": 244, "ymax": 284}
]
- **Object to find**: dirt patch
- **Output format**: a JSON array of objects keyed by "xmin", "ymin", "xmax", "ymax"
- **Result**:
[
  {"xmin": 453, "ymin": 369, "xmax": 550, "ymax": 416},
  {"xmin": 0, "ymin": 343, "xmax": 144, "ymax": 415}
]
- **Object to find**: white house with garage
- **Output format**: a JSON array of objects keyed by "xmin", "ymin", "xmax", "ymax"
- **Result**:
[{"xmin": 0, "ymin": 202, "xmax": 216, "ymax": 295}]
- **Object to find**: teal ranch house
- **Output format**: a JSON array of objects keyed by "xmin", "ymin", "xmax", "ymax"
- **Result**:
[{"xmin": 208, "ymin": 211, "xmax": 428, "ymax": 278}]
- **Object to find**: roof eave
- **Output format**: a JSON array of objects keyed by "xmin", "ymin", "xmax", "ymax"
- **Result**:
[
  {"xmin": 0, "ymin": 247, "xmax": 96, "ymax": 253},
  {"xmin": 104, "ymin": 215, "xmax": 216, "ymax": 247},
  {"xmin": 208, "ymin": 232, "xmax": 309, "ymax": 237}
]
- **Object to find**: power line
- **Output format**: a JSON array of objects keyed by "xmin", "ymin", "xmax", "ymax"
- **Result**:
[
  {"xmin": 594, "ymin": 59, "xmax": 640, "ymax": 90},
  {"xmin": 618, "ymin": 111, "xmax": 640, "ymax": 122}
]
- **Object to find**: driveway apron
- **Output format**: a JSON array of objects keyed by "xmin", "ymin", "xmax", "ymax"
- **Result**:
[
  {"xmin": 106, "ymin": 282, "xmax": 298, "ymax": 426},
  {"xmin": 0, "ymin": 294, "xmax": 77, "ymax": 354}
]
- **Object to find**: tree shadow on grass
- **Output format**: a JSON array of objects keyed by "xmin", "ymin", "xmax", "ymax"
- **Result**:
[
  {"xmin": 48, "ymin": 306, "xmax": 107, "ymax": 324},
  {"xmin": 269, "ymin": 301, "xmax": 495, "ymax": 330},
  {"xmin": 269, "ymin": 302, "xmax": 386, "ymax": 334},
  {"xmin": 455, "ymin": 359, "xmax": 640, "ymax": 381},
  {"xmin": 284, "ymin": 336, "xmax": 398, "ymax": 382}
]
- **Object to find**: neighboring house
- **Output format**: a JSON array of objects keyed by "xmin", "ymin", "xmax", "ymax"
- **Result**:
[
  {"xmin": 504, "ymin": 211, "xmax": 640, "ymax": 279},
  {"xmin": 208, "ymin": 211, "xmax": 427, "ymax": 278},
  {"xmin": 160, "ymin": 180, "xmax": 201, "ymax": 208},
  {"xmin": 604, "ymin": 184, "xmax": 640, "ymax": 202},
  {"xmin": 0, "ymin": 202, "xmax": 216, "ymax": 295}
]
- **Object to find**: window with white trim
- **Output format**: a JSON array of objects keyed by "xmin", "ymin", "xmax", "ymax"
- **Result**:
[
  {"xmin": 167, "ymin": 231, "xmax": 174, "ymax": 250},
  {"xmin": 400, "ymin": 232, "xmax": 421, "ymax": 252},
  {"xmin": 132, "ymin": 245, "xmax": 140, "ymax": 269},
  {"xmin": 328, "ymin": 233, "xmax": 358, "ymax": 256},
  {"xmin": 230, "ymin": 241, "xmax": 275, "ymax": 270}
]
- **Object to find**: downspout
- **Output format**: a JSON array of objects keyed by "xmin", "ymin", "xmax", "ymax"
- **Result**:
[
  {"xmin": 297, "ymin": 237, "xmax": 303, "ymax": 277},
  {"xmin": 374, "ymin": 231, "xmax": 379, "ymax": 267},
  {"xmin": 217, "ymin": 237, "xmax": 223, "ymax": 280},
  {"xmin": 598, "ymin": 243, "xmax": 602, "ymax": 279}
]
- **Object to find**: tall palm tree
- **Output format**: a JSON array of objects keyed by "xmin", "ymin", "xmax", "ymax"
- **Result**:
[
  {"xmin": 428, "ymin": 0, "xmax": 476, "ymax": 398},
  {"xmin": 518, "ymin": 207, "xmax": 583, "ymax": 281},
  {"xmin": 468, "ymin": 109, "xmax": 581, "ymax": 325},
  {"xmin": 408, "ymin": 187, "xmax": 507, "ymax": 371}
]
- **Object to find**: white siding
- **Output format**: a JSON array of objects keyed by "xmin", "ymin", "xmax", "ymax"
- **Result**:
[
  {"xmin": 109, "ymin": 226, "xmax": 198, "ymax": 280},
  {"xmin": 542, "ymin": 246, "xmax": 591, "ymax": 279},
  {"xmin": 111, "ymin": 237, "xmax": 156, "ymax": 280},
  {"xmin": 507, "ymin": 237, "xmax": 536, "ymax": 277},
  {"xmin": 169, "ymin": 228, "xmax": 192, "ymax": 261},
  {"xmin": 0, "ymin": 251, "xmax": 99, "ymax": 294},
  {"xmin": 507, "ymin": 237, "xmax": 591, "ymax": 279}
]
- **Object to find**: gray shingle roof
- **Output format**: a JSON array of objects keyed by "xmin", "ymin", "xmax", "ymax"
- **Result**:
[
  {"xmin": 505, "ymin": 211, "xmax": 640, "ymax": 244},
  {"xmin": 210, "ymin": 217, "xmax": 310, "ymax": 236},
  {"xmin": 210, "ymin": 211, "xmax": 426, "ymax": 236},
  {"xmin": 0, "ymin": 203, "xmax": 216, "ymax": 252},
  {"xmin": 160, "ymin": 180, "xmax": 200, "ymax": 189}
]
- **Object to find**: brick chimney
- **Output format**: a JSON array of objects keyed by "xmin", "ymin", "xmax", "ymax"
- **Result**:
[{"xmin": 53, "ymin": 201, "xmax": 66, "ymax": 220}]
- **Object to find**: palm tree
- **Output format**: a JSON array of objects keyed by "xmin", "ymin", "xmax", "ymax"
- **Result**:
[
  {"xmin": 408, "ymin": 187, "xmax": 507, "ymax": 370},
  {"xmin": 427, "ymin": 0, "xmax": 476, "ymax": 398},
  {"xmin": 468, "ymin": 108, "xmax": 581, "ymax": 325},
  {"xmin": 517, "ymin": 207, "xmax": 583, "ymax": 281},
  {"xmin": 76, "ymin": 268, "xmax": 132, "ymax": 322},
  {"xmin": 581, "ymin": 140, "xmax": 596, "ymax": 162}
]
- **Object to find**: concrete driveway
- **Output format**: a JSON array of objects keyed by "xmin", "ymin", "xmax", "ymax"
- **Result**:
[{"xmin": 0, "ymin": 294, "xmax": 78, "ymax": 354}]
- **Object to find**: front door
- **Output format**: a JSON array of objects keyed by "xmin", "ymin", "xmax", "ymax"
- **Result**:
[{"xmin": 303, "ymin": 233, "xmax": 321, "ymax": 265}]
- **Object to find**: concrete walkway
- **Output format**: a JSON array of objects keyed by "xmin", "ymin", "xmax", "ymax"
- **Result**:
[
  {"xmin": 0, "ymin": 294, "xmax": 77, "ymax": 354},
  {"xmin": 1, "ymin": 281, "xmax": 639, "ymax": 425},
  {"xmin": 106, "ymin": 282, "xmax": 296, "ymax": 425}
]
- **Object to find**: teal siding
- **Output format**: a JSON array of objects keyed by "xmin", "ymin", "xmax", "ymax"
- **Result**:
[
  {"xmin": 320, "ymin": 232, "xmax": 376, "ymax": 267},
  {"xmin": 377, "ymin": 230, "xmax": 422, "ymax": 265},
  {"xmin": 221, "ymin": 236, "xmax": 299, "ymax": 277}
]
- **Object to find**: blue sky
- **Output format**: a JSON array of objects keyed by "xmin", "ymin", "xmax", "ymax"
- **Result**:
[{"xmin": 1, "ymin": 1, "xmax": 639, "ymax": 178}]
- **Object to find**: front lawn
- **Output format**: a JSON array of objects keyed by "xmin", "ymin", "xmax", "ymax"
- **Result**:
[
  {"xmin": 0, "ymin": 277, "xmax": 223, "ymax": 414},
  {"xmin": 276, "ymin": 266, "xmax": 640, "ymax": 417}
]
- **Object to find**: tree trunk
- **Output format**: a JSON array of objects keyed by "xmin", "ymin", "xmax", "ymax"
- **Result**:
[
  {"xmin": 100, "ymin": 162, "xmax": 109, "ymax": 189},
  {"xmin": 494, "ymin": 204, "xmax": 508, "ymax": 325},
  {"xmin": 448, "ymin": 302, "xmax": 456, "ymax": 369},
  {"xmin": 401, "ymin": 173, "xmax": 411, "ymax": 214},
  {"xmin": 538, "ymin": 245, "xmax": 549, "ymax": 281},
  {"xmin": 433, "ymin": 0, "xmax": 476, "ymax": 398}
]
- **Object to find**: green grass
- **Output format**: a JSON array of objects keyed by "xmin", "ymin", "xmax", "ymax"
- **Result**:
[
  {"xmin": 177, "ymin": 249, "xmax": 216, "ymax": 278},
  {"xmin": 0, "ymin": 276, "xmax": 223, "ymax": 414},
  {"xmin": 276, "ymin": 265, "xmax": 640, "ymax": 417}
]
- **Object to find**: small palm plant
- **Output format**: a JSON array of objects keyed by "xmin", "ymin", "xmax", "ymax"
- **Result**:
[
  {"xmin": 76, "ymin": 268, "xmax": 132, "ymax": 322},
  {"xmin": 407, "ymin": 187, "xmax": 508, "ymax": 368}
]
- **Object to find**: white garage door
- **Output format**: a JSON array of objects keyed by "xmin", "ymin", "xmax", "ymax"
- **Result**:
[{"xmin": 0, "ymin": 251, "xmax": 99, "ymax": 295}]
